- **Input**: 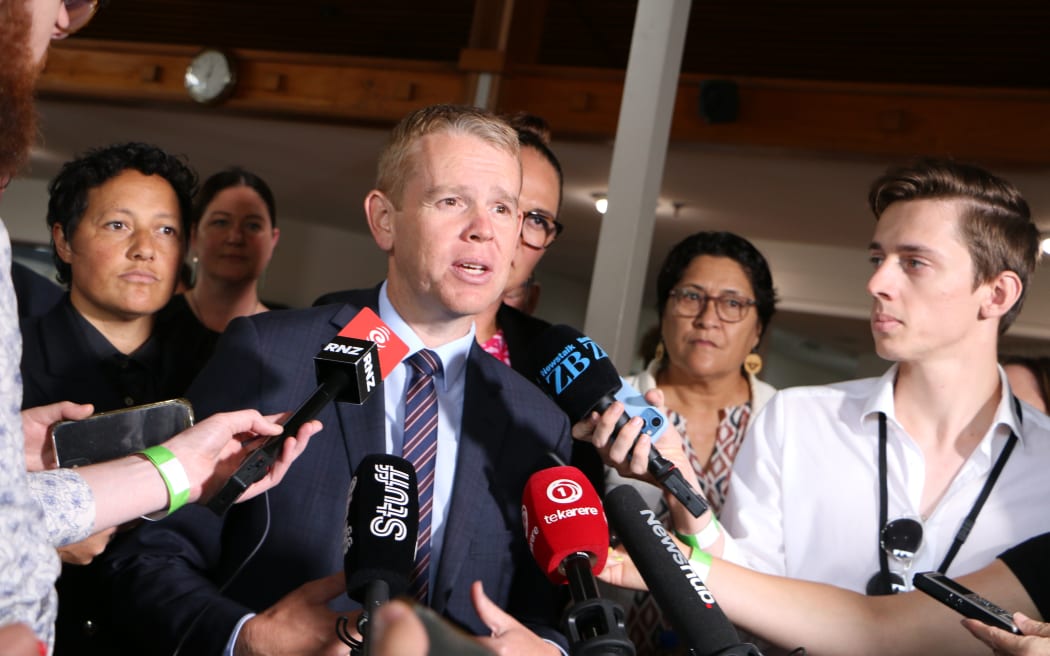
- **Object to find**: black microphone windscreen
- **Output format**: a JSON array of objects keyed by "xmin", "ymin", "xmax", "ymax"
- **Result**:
[
  {"xmin": 604, "ymin": 485, "xmax": 742, "ymax": 656},
  {"xmin": 526, "ymin": 324, "xmax": 622, "ymax": 422},
  {"xmin": 344, "ymin": 454, "xmax": 420, "ymax": 602}
]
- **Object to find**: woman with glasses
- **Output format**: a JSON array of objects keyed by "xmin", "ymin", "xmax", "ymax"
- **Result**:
[
  {"xmin": 604, "ymin": 231, "xmax": 778, "ymax": 654},
  {"xmin": 474, "ymin": 113, "xmax": 564, "ymax": 367}
]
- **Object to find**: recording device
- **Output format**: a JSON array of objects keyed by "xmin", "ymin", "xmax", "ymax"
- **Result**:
[
  {"xmin": 527, "ymin": 324, "xmax": 707, "ymax": 518},
  {"xmin": 207, "ymin": 308, "xmax": 409, "ymax": 515},
  {"xmin": 604, "ymin": 485, "xmax": 762, "ymax": 656},
  {"xmin": 522, "ymin": 465, "xmax": 634, "ymax": 656},
  {"xmin": 51, "ymin": 398, "xmax": 194, "ymax": 468},
  {"xmin": 338, "ymin": 454, "xmax": 420, "ymax": 655},
  {"xmin": 914, "ymin": 571, "xmax": 1022, "ymax": 635}
]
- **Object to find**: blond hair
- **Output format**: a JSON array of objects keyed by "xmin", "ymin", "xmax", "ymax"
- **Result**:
[{"xmin": 376, "ymin": 104, "xmax": 520, "ymax": 208}]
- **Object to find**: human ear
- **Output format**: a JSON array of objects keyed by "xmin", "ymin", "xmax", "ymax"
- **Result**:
[
  {"xmin": 52, "ymin": 223, "xmax": 73, "ymax": 264},
  {"xmin": 979, "ymin": 270, "xmax": 1023, "ymax": 321},
  {"xmin": 365, "ymin": 190, "xmax": 396, "ymax": 252}
]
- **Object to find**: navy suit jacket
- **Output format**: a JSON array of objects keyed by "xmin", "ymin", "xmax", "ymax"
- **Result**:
[{"xmin": 106, "ymin": 288, "xmax": 571, "ymax": 654}]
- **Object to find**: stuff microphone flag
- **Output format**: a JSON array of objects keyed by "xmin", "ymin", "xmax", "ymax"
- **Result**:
[
  {"xmin": 207, "ymin": 308, "xmax": 409, "ymax": 515},
  {"xmin": 526, "ymin": 324, "xmax": 707, "ymax": 517},
  {"xmin": 605, "ymin": 485, "xmax": 762, "ymax": 656},
  {"xmin": 339, "ymin": 454, "xmax": 419, "ymax": 654},
  {"xmin": 523, "ymin": 466, "xmax": 634, "ymax": 656}
]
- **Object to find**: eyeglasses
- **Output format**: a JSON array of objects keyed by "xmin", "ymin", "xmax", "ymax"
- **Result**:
[
  {"xmin": 667, "ymin": 288, "xmax": 756, "ymax": 323},
  {"xmin": 56, "ymin": 0, "xmax": 107, "ymax": 38},
  {"xmin": 865, "ymin": 517, "xmax": 924, "ymax": 595},
  {"xmin": 520, "ymin": 210, "xmax": 564, "ymax": 250}
]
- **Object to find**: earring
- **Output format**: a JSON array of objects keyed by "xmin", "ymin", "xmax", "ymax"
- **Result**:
[
  {"xmin": 653, "ymin": 341, "xmax": 666, "ymax": 363},
  {"xmin": 744, "ymin": 352, "xmax": 763, "ymax": 375},
  {"xmin": 189, "ymin": 254, "xmax": 199, "ymax": 288}
]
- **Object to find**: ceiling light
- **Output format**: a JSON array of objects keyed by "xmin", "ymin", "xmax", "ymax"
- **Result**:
[
  {"xmin": 1041, "ymin": 236, "xmax": 1050, "ymax": 255},
  {"xmin": 592, "ymin": 192, "xmax": 608, "ymax": 215}
]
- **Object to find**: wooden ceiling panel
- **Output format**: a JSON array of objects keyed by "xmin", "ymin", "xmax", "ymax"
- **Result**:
[
  {"xmin": 75, "ymin": 1, "xmax": 1050, "ymax": 88},
  {"xmin": 79, "ymin": 1, "xmax": 476, "ymax": 60}
]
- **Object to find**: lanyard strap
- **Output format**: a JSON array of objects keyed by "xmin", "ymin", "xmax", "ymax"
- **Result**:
[
  {"xmin": 876, "ymin": 412, "xmax": 890, "ymax": 594},
  {"xmin": 876, "ymin": 396, "xmax": 1021, "ymax": 585}
]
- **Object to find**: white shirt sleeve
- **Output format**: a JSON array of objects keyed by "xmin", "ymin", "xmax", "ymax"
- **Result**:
[{"xmin": 719, "ymin": 391, "xmax": 788, "ymax": 575}]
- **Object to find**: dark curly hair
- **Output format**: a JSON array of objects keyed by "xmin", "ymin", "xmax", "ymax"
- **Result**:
[
  {"xmin": 47, "ymin": 142, "xmax": 198, "ymax": 285},
  {"xmin": 656, "ymin": 231, "xmax": 778, "ymax": 340},
  {"xmin": 193, "ymin": 166, "xmax": 277, "ymax": 229}
]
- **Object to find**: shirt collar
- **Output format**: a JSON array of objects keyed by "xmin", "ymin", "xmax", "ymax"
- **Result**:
[
  {"xmin": 377, "ymin": 281, "xmax": 474, "ymax": 392},
  {"xmin": 860, "ymin": 362, "xmax": 1024, "ymax": 447}
]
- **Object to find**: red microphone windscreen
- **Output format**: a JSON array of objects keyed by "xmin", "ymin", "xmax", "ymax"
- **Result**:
[
  {"xmin": 337, "ymin": 307, "xmax": 409, "ymax": 379},
  {"xmin": 521, "ymin": 466, "xmax": 609, "ymax": 585}
]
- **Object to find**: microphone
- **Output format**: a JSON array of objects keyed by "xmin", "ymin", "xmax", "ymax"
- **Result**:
[
  {"xmin": 338, "ymin": 454, "xmax": 420, "ymax": 655},
  {"xmin": 522, "ymin": 466, "xmax": 634, "ymax": 656},
  {"xmin": 207, "ymin": 308, "xmax": 409, "ymax": 515},
  {"xmin": 604, "ymin": 485, "xmax": 762, "ymax": 656},
  {"xmin": 526, "ymin": 324, "xmax": 708, "ymax": 518}
]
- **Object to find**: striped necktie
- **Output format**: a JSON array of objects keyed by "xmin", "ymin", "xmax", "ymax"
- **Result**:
[{"xmin": 402, "ymin": 349, "xmax": 441, "ymax": 602}]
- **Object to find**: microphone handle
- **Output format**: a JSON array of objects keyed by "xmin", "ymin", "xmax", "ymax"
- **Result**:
[
  {"xmin": 562, "ymin": 553, "xmax": 635, "ymax": 656},
  {"xmin": 206, "ymin": 368, "xmax": 351, "ymax": 515},
  {"xmin": 360, "ymin": 579, "xmax": 390, "ymax": 656},
  {"xmin": 601, "ymin": 397, "xmax": 708, "ymax": 518}
]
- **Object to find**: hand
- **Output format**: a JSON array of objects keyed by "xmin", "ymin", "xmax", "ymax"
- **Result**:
[
  {"xmin": 471, "ymin": 581, "xmax": 560, "ymax": 656},
  {"xmin": 22, "ymin": 401, "xmax": 94, "ymax": 471},
  {"xmin": 235, "ymin": 573, "xmax": 349, "ymax": 656},
  {"xmin": 963, "ymin": 612, "xmax": 1050, "ymax": 655},
  {"xmin": 161, "ymin": 410, "xmax": 321, "ymax": 505},
  {"xmin": 57, "ymin": 526, "xmax": 117, "ymax": 565},
  {"xmin": 572, "ymin": 399, "xmax": 652, "ymax": 481},
  {"xmin": 370, "ymin": 601, "xmax": 429, "ymax": 656},
  {"xmin": 0, "ymin": 623, "xmax": 40, "ymax": 656},
  {"xmin": 598, "ymin": 545, "xmax": 648, "ymax": 592}
]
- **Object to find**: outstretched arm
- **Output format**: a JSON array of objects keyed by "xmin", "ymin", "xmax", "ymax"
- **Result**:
[{"xmin": 602, "ymin": 548, "xmax": 1040, "ymax": 656}]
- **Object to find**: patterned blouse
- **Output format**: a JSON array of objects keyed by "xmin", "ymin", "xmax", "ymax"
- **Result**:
[
  {"xmin": 603, "ymin": 358, "xmax": 776, "ymax": 654},
  {"xmin": 0, "ymin": 220, "xmax": 93, "ymax": 653}
]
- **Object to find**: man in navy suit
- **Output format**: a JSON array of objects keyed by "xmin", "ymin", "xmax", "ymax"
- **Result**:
[{"xmin": 106, "ymin": 105, "xmax": 571, "ymax": 655}]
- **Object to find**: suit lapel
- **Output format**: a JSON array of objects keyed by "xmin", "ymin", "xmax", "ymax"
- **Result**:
[{"xmin": 431, "ymin": 347, "xmax": 510, "ymax": 614}]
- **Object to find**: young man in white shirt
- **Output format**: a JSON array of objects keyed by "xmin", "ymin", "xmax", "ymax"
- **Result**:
[
  {"xmin": 717, "ymin": 158, "xmax": 1050, "ymax": 594},
  {"xmin": 579, "ymin": 158, "xmax": 1050, "ymax": 603}
]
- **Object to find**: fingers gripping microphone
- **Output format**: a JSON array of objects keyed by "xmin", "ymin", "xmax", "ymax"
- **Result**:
[
  {"xmin": 208, "ymin": 308, "xmax": 409, "ymax": 515},
  {"xmin": 522, "ymin": 466, "xmax": 635, "ymax": 656},
  {"xmin": 527, "ymin": 324, "xmax": 708, "ymax": 518},
  {"xmin": 338, "ymin": 454, "xmax": 420, "ymax": 655},
  {"xmin": 605, "ymin": 486, "xmax": 762, "ymax": 656}
]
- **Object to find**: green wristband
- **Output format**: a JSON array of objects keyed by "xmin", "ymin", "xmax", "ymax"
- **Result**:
[
  {"xmin": 687, "ymin": 544, "xmax": 713, "ymax": 581},
  {"xmin": 138, "ymin": 445, "xmax": 191, "ymax": 516},
  {"xmin": 675, "ymin": 516, "xmax": 720, "ymax": 551}
]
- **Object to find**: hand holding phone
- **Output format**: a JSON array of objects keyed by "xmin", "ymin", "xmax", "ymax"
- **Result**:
[
  {"xmin": 914, "ymin": 571, "xmax": 1022, "ymax": 635},
  {"xmin": 51, "ymin": 399, "xmax": 194, "ymax": 468},
  {"xmin": 614, "ymin": 378, "xmax": 668, "ymax": 442}
]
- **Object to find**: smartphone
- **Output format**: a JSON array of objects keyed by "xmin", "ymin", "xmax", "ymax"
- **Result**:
[
  {"xmin": 913, "ymin": 571, "xmax": 1022, "ymax": 634},
  {"xmin": 51, "ymin": 398, "xmax": 194, "ymax": 468},
  {"xmin": 614, "ymin": 377, "xmax": 668, "ymax": 442}
]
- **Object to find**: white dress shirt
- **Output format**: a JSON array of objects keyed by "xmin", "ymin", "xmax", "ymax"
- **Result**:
[{"xmin": 720, "ymin": 364, "xmax": 1050, "ymax": 593}]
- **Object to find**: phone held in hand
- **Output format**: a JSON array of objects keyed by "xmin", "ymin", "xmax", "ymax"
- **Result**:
[
  {"xmin": 51, "ymin": 398, "xmax": 194, "ymax": 468},
  {"xmin": 913, "ymin": 571, "xmax": 1022, "ymax": 635},
  {"xmin": 615, "ymin": 377, "xmax": 669, "ymax": 442}
]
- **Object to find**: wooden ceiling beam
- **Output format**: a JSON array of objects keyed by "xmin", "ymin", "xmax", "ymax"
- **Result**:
[{"xmin": 37, "ymin": 40, "xmax": 1050, "ymax": 165}]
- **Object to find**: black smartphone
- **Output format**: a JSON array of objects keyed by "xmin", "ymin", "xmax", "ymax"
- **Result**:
[
  {"xmin": 913, "ymin": 571, "xmax": 1022, "ymax": 635},
  {"xmin": 51, "ymin": 399, "xmax": 194, "ymax": 468}
]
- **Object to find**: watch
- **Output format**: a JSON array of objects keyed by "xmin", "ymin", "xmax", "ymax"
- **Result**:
[{"xmin": 184, "ymin": 48, "xmax": 237, "ymax": 104}]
